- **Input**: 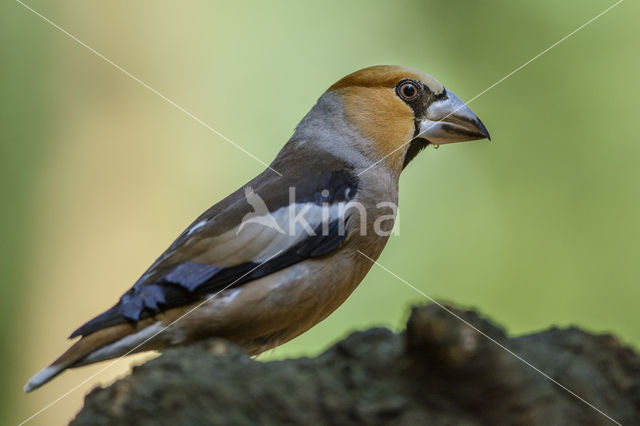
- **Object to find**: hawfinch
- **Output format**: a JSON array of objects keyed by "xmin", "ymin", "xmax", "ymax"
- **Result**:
[{"xmin": 25, "ymin": 65, "xmax": 489, "ymax": 392}]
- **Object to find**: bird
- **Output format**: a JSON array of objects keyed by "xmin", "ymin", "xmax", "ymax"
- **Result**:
[{"xmin": 25, "ymin": 65, "xmax": 490, "ymax": 392}]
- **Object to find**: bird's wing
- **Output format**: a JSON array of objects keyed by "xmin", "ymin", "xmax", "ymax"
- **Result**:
[{"xmin": 70, "ymin": 162, "xmax": 359, "ymax": 338}]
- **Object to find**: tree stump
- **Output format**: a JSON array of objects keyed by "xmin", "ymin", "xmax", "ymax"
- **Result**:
[{"xmin": 70, "ymin": 303, "xmax": 640, "ymax": 426}]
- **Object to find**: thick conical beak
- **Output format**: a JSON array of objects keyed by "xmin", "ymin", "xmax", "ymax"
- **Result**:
[{"xmin": 417, "ymin": 89, "xmax": 490, "ymax": 145}]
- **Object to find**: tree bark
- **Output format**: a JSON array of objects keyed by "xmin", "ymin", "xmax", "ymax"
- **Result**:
[{"xmin": 70, "ymin": 303, "xmax": 640, "ymax": 426}]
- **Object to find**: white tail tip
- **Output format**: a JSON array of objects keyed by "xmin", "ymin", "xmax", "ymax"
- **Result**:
[{"xmin": 24, "ymin": 366, "xmax": 62, "ymax": 392}]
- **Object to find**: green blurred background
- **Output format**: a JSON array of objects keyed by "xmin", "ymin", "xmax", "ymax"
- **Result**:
[{"xmin": 2, "ymin": 0, "xmax": 638, "ymax": 424}]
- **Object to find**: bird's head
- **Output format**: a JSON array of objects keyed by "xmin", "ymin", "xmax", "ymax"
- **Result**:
[{"xmin": 323, "ymin": 65, "xmax": 490, "ymax": 172}]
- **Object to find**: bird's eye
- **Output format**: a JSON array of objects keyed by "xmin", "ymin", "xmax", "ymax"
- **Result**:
[{"xmin": 397, "ymin": 81, "xmax": 420, "ymax": 101}]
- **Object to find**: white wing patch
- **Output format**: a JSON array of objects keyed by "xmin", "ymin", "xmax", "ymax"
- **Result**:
[{"xmin": 192, "ymin": 201, "xmax": 347, "ymax": 267}]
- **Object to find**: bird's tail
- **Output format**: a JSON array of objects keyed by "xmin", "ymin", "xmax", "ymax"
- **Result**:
[{"xmin": 24, "ymin": 319, "xmax": 162, "ymax": 392}]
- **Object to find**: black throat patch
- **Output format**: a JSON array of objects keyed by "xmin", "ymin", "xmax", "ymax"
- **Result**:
[{"xmin": 402, "ymin": 138, "xmax": 430, "ymax": 169}]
